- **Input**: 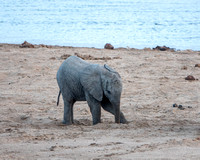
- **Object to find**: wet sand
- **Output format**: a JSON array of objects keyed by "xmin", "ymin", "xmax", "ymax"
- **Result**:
[{"xmin": 0, "ymin": 43, "xmax": 200, "ymax": 159}]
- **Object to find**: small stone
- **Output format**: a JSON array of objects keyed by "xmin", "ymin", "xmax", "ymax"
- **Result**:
[
  {"xmin": 195, "ymin": 64, "xmax": 200, "ymax": 68},
  {"xmin": 89, "ymin": 143, "xmax": 98, "ymax": 146},
  {"xmin": 50, "ymin": 146, "xmax": 56, "ymax": 151},
  {"xmin": 173, "ymin": 104, "xmax": 178, "ymax": 107},
  {"xmin": 178, "ymin": 105, "xmax": 185, "ymax": 110},
  {"xmin": 49, "ymin": 57, "xmax": 56, "ymax": 60},
  {"xmin": 5, "ymin": 128, "xmax": 12, "ymax": 132},
  {"xmin": 185, "ymin": 75, "xmax": 196, "ymax": 81},
  {"xmin": 20, "ymin": 115, "xmax": 29, "ymax": 120},
  {"xmin": 181, "ymin": 66, "xmax": 187, "ymax": 70}
]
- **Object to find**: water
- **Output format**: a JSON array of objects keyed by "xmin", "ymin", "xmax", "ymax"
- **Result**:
[{"xmin": 0, "ymin": 0, "xmax": 200, "ymax": 50}]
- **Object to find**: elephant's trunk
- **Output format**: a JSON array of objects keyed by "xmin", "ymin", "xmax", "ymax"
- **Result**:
[{"xmin": 114, "ymin": 103, "xmax": 120, "ymax": 123}]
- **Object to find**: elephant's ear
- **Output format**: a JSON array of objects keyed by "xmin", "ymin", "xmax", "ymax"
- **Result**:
[
  {"xmin": 104, "ymin": 64, "xmax": 121, "ymax": 77},
  {"xmin": 104, "ymin": 64, "xmax": 116, "ymax": 72},
  {"xmin": 80, "ymin": 65, "xmax": 103, "ymax": 101}
]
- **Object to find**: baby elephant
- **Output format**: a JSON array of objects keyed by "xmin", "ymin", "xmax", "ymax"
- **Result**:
[{"xmin": 56, "ymin": 56, "xmax": 127, "ymax": 125}]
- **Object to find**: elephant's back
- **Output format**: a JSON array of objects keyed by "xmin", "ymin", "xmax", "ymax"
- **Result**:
[
  {"xmin": 57, "ymin": 56, "xmax": 89, "ymax": 81},
  {"xmin": 63, "ymin": 56, "xmax": 89, "ymax": 70}
]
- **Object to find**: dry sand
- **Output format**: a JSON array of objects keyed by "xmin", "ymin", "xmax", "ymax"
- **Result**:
[{"xmin": 0, "ymin": 43, "xmax": 200, "ymax": 159}]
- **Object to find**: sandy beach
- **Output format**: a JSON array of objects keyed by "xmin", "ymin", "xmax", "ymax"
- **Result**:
[{"xmin": 0, "ymin": 43, "xmax": 200, "ymax": 159}]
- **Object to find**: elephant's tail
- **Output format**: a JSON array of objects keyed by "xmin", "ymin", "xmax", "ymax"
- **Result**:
[{"xmin": 57, "ymin": 90, "xmax": 61, "ymax": 106}]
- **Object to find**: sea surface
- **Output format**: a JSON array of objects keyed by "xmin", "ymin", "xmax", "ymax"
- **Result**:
[{"xmin": 0, "ymin": 0, "xmax": 200, "ymax": 50}]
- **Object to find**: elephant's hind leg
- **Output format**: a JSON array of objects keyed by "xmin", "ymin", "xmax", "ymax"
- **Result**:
[
  {"xmin": 63, "ymin": 100, "xmax": 74, "ymax": 125},
  {"xmin": 71, "ymin": 100, "xmax": 75, "ymax": 124}
]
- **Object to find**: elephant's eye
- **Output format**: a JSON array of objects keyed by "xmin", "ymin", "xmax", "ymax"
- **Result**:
[{"xmin": 107, "ymin": 90, "xmax": 111, "ymax": 94}]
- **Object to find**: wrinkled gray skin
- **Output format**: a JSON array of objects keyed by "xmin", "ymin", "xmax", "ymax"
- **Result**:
[{"xmin": 57, "ymin": 56, "xmax": 127, "ymax": 125}]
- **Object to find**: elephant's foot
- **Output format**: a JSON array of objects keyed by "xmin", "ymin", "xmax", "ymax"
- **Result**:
[
  {"xmin": 62, "ymin": 120, "xmax": 73, "ymax": 125},
  {"xmin": 120, "ymin": 113, "xmax": 128, "ymax": 124},
  {"xmin": 120, "ymin": 118, "xmax": 128, "ymax": 124},
  {"xmin": 92, "ymin": 119, "xmax": 101, "ymax": 125}
]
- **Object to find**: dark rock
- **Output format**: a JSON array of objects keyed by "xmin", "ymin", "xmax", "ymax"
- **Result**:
[
  {"xmin": 185, "ymin": 75, "xmax": 196, "ymax": 81},
  {"xmin": 153, "ymin": 46, "xmax": 175, "ymax": 52},
  {"xmin": 178, "ymin": 105, "xmax": 185, "ymax": 110},
  {"xmin": 104, "ymin": 43, "xmax": 114, "ymax": 49},
  {"xmin": 195, "ymin": 64, "xmax": 200, "ymax": 68},
  {"xmin": 173, "ymin": 104, "xmax": 178, "ymax": 107},
  {"xmin": 20, "ymin": 41, "xmax": 34, "ymax": 48},
  {"xmin": 178, "ymin": 105, "xmax": 183, "ymax": 108}
]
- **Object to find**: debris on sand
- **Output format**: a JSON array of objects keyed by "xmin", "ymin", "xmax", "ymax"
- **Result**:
[
  {"xmin": 60, "ymin": 53, "xmax": 116, "ymax": 61},
  {"xmin": 75, "ymin": 53, "xmax": 101, "ymax": 60},
  {"xmin": 181, "ymin": 66, "xmax": 187, "ymax": 70},
  {"xmin": 185, "ymin": 75, "xmax": 196, "ymax": 81},
  {"xmin": 74, "ymin": 53, "xmax": 112, "ymax": 60},
  {"xmin": 49, "ymin": 57, "xmax": 56, "ymax": 60},
  {"xmin": 173, "ymin": 104, "xmax": 192, "ymax": 110},
  {"xmin": 195, "ymin": 64, "xmax": 200, "ymax": 68},
  {"xmin": 143, "ymin": 47, "xmax": 152, "ymax": 51},
  {"xmin": 153, "ymin": 46, "xmax": 175, "ymax": 52},
  {"xmin": 60, "ymin": 54, "xmax": 71, "ymax": 59},
  {"xmin": 104, "ymin": 43, "xmax": 114, "ymax": 49},
  {"xmin": 39, "ymin": 44, "xmax": 47, "ymax": 48},
  {"xmin": 19, "ymin": 41, "xmax": 34, "ymax": 48},
  {"xmin": 5, "ymin": 128, "xmax": 12, "ymax": 132},
  {"xmin": 39, "ymin": 44, "xmax": 53, "ymax": 48}
]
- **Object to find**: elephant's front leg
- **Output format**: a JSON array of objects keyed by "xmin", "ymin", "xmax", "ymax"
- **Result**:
[
  {"xmin": 85, "ymin": 93, "xmax": 101, "ymax": 125},
  {"xmin": 101, "ymin": 100, "xmax": 127, "ymax": 124},
  {"xmin": 63, "ymin": 100, "xmax": 74, "ymax": 125}
]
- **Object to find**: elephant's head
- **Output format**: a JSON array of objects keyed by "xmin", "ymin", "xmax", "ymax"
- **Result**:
[
  {"xmin": 80, "ymin": 64, "xmax": 122, "ymax": 123},
  {"xmin": 101, "ymin": 65, "xmax": 122, "ymax": 123}
]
